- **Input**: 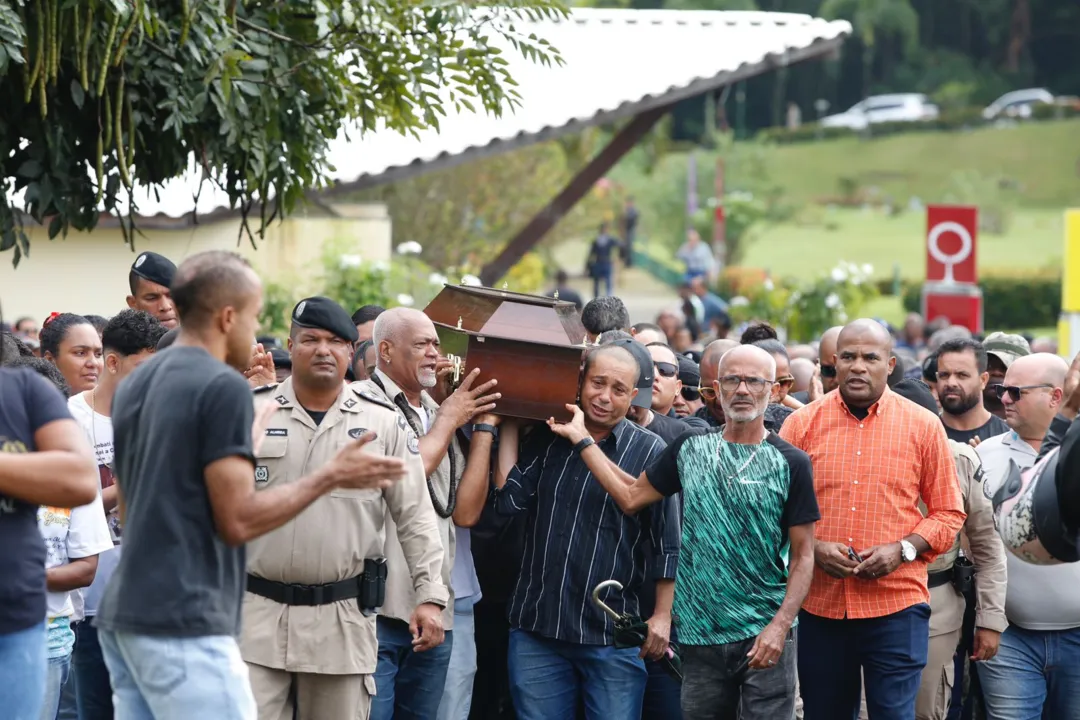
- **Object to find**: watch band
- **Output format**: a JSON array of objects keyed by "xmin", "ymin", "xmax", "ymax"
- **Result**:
[
  {"xmin": 573, "ymin": 436, "xmax": 596, "ymax": 454},
  {"xmin": 472, "ymin": 423, "xmax": 499, "ymax": 436}
]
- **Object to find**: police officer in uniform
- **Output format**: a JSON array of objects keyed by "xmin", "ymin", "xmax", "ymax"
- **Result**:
[
  {"xmin": 360, "ymin": 307, "xmax": 501, "ymax": 720},
  {"xmin": 125, "ymin": 251, "xmax": 178, "ymax": 329},
  {"xmin": 887, "ymin": 381, "xmax": 1008, "ymax": 720},
  {"xmin": 241, "ymin": 297, "xmax": 449, "ymax": 720}
]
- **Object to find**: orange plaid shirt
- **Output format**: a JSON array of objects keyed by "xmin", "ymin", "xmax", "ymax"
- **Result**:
[{"xmin": 779, "ymin": 388, "xmax": 965, "ymax": 619}]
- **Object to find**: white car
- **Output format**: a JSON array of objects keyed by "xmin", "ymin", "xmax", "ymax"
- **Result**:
[
  {"xmin": 819, "ymin": 94, "xmax": 940, "ymax": 130},
  {"xmin": 982, "ymin": 88, "xmax": 1055, "ymax": 120}
]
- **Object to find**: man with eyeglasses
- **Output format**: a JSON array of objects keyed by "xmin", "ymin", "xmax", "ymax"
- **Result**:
[
  {"xmin": 816, "ymin": 327, "xmax": 843, "ymax": 394},
  {"xmin": 557, "ymin": 344, "xmax": 818, "ymax": 719},
  {"xmin": 975, "ymin": 353, "xmax": 1080, "ymax": 720}
]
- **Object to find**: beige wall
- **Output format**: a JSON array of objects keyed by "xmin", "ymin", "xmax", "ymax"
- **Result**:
[{"xmin": 0, "ymin": 203, "xmax": 391, "ymax": 323}]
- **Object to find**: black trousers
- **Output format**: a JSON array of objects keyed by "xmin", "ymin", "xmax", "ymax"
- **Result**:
[{"xmin": 470, "ymin": 601, "xmax": 516, "ymax": 720}]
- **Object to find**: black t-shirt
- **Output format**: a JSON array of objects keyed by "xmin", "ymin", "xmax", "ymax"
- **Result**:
[
  {"xmin": 0, "ymin": 367, "xmax": 72, "ymax": 633},
  {"xmin": 645, "ymin": 411, "xmax": 700, "ymax": 446},
  {"xmin": 97, "ymin": 346, "xmax": 254, "ymax": 637},
  {"xmin": 945, "ymin": 414, "xmax": 1010, "ymax": 445}
]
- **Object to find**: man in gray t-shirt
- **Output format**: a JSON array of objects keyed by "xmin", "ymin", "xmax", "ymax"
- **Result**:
[{"xmin": 96, "ymin": 252, "xmax": 407, "ymax": 719}]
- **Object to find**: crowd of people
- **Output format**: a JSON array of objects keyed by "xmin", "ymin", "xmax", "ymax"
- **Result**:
[{"xmin": 2, "ymin": 247, "xmax": 1080, "ymax": 720}]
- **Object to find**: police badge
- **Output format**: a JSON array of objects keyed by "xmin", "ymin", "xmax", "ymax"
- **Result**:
[
  {"xmin": 348, "ymin": 428, "xmax": 367, "ymax": 440},
  {"xmin": 255, "ymin": 466, "xmax": 270, "ymax": 484},
  {"xmin": 407, "ymin": 432, "xmax": 420, "ymax": 455}
]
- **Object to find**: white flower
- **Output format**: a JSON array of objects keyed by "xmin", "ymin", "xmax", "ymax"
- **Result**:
[
  {"xmin": 396, "ymin": 293, "xmax": 415, "ymax": 307},
  {"xmin": 763, "ymin": 278, "xmax": 775, "ymax": 291},
  {"xmin": 824, "ymin": 292, "xmax": 841, "ymax": 309},
  {"xmin": 789, "ymin": 290, "xmax": 802, "ymax": 303},
  {"xmin": 837, "ymin": 310, "xmax": 848, "ymax": 322},
  {"xmin": 428, "ymin": 272, "xmax": 449, "ymax": 286},
  {"xmin": 861, "ymin": 263, "xmax": 874, "ymax": 276},
  {"xmin": 460, "ymin": 274, "xmax": 483, "ymax": 287},
  {"xmin": 370, "ymin": 260, "xmax": 390, "ymax": 273},
  {"xmin": 830, "ymin": 267, "xmax": 847, "ymax": 283},
  {"xmin": 339, "ymin": 254, "xmax": 362, "ymax": 269},
  {"xmin": 729, "ymin": 296, "xmax": 750, "ymax": 307},
  {"xmin": 395, "ymin": 241, "xmax": 423, "ymax": 256}
]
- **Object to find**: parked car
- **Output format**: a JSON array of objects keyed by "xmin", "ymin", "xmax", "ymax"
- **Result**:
[
  {"xmin": 820, "ymin": 94, "xmax": 940, "ymax": 130},
  {"xmin": 982, "ymin": 88, "xmax": 1055, "ymax": 120}
]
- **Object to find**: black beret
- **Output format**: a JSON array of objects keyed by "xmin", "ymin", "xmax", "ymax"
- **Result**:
[
  {"xmin": 269, "ymin": 346, "xmax": 291, "ymax": 370},
  {"xmin": 131, "ymin": 251, "xmax": 177, "ymax": 289},
  {"xmin": 156, "ymin": 327, "xmax": 179, "ymax": 351},
  {"xmin": 291, "ymin": 296, "xmax": 358, "ymax": 343}
]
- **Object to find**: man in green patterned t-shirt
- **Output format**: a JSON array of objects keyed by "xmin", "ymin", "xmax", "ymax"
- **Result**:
[{"xmin": 552, "ymin": 344, "xmax": 819, "ymax": 719}]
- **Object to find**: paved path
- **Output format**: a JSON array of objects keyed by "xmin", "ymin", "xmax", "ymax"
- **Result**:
[{"xmin": 551, "ymin": 241, "xmax": 678, "ymax": 325}]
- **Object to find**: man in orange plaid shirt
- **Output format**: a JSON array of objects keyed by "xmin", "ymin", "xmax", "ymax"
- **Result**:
[{"xmin": 780, "ymin": 319, "xmax": 965, "ymax": 720}]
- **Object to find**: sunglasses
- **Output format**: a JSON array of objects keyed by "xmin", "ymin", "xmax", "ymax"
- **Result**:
[
  {"xmin": 680, "ymin": 386, "xmax": 701, "ymax": 402},
  {"xmin": 776, "ymin": 375, "xmax": 795, "ymax": 389},
  {"xmin": 819, "ymin": 364, "xmax": 837, "ymax": 378},
  {"xmin": 654, "ymin": 361, "xmax": 678, "ymax": 379},
  {"xmin": 992, "ymin": 383, "xmax": 1054, "ymax": 402}
]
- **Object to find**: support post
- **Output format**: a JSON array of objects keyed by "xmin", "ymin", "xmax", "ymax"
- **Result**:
[
  {"xmin": 480, "ymin": 105, "xmax": 670, "ymax": 286},
  {"xmin": 1059, "ymin": 209, "xmax": 1080, "ymax": 357}
]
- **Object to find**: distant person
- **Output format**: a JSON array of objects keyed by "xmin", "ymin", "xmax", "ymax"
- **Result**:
[
  {"xmin": 676, "ymin": 229, "xmax": 716, "ymax": 284},
  {"xmin": 585, "ymin": 222, "xmax": 621, "ymax": 298},
  {"xmin": 546, "ymin": 270, "xmax": 583, "ymax": 311},
  {"xmin": 622, "ymin": 198, "xmax": 639, "ymax": 267},
  {"xmin": 982, "ymin": 333, "xmax": 1031, "ymax": 420},
  {"xmin": 351, "ymin": 305, "xmax": 386, "ymax": 344},
  {"xmin": 897, "ymin": 313, "xmax": 926, "ymax": 352},
  {"xmin": 631, "ymin": 323, "xmax": 667, "ymax": 346},
  {"xmin": 690, "ymin": 276, "xmax": 728, "ymax": 328}
]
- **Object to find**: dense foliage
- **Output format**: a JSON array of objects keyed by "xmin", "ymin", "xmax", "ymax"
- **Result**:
[
  {"xmin": 902, "ymin": 271, "xmax": 1061, "ymax": 330},
  {"xmin": 0, "ymin": 0, "xmax": 566, "ymax": 265}
]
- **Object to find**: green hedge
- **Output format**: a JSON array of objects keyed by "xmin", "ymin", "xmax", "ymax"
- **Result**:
[
  {"xmin": 757, "ymin": 106, "xmax": 1080, "ymax": 146},
  {"xmin": 901, "ymin": 274, "xmax": 1062, "ymax": 331}
]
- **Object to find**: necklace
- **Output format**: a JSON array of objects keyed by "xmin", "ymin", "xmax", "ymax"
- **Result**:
[{"xmin": 716, "ymin": 428, "xmax": 769, "ymax": 481}]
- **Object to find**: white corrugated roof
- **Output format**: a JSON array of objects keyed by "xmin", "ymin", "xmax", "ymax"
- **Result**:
[{"xmin": 28, "ymin": 9, "xmax": 852, "ymax": 222}]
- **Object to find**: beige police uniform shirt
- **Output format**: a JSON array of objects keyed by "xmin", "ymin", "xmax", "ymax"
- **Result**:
[
  {"xmin": 240, "ymin": 379, "xmax": 448, "ymax": 676},
  {"xmin": 358, "ymin": 370, "xmax": 462, "ymax": 630},
  {"xmin": 921, "ymin": 440, "xmax": 1008, "ymax": 637}
]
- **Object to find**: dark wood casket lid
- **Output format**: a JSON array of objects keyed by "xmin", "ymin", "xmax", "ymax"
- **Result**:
[{"xmin": 424, "ymin": 284, "xmax": 588, "ymax": 347}]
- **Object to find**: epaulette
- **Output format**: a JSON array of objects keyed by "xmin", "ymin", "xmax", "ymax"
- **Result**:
[
  {"xmin": 252, "ymin": 383, "xmax": 278, "ymax": 395},
  {"xmin": 350, "ymin": 383, "xmax": 397, "ymax": 412}
]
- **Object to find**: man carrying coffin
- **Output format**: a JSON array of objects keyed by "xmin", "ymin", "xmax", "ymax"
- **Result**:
[{"xmin": 494, "ymin": 343, "xmax": 681, "ymax": 720}]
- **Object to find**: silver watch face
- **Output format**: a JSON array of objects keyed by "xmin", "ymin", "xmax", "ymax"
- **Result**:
[{"xmin": 902, "ymin": 541, "xmax": 916, "ymax": 562}]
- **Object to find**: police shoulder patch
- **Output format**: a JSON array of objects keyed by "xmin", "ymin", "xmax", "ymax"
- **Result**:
[
  {"xmin": 253, "ymin": 383, "xmax": 278, "ymax": 395},
  {"xmin": 355, "ymin": 388, "xmax": 396, "ymax": 411},
  {"xmin": 343, "ymin": 398, "xmax": 357, "ymax": 409},
  {"xmin": 274, "ymin": 395, "xmax": 289, "ymax": 406},
  {"xmin": 396, "ymin": 414, "xmax": 407, "ymax": 430},
  {"xmin": 407, "ymin": 431, "xmax": 420, "ymax": 455},
  {"xmin": 348, "ymin": 427, "xmax": 368, "ymax": 440}
]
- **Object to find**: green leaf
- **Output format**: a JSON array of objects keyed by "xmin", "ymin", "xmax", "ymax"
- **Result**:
[
  {"xmin": 17, "ymin": 160, "xmax": 42, "ymax": 179},
  {"xmin": 70, "ymin": 79, "xmax": 85, "ymax": 110},
  {"xmin": 48, "ymin": 214, "xmax": 63, "ymax": 240}
]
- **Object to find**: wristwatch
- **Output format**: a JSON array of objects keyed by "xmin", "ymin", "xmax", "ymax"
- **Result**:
[
  {"xmin": 899, "ymin": 539, "xmax": 917, "ymax": 563},
  {"xmin": 573, "ymin": 437, "xmax": 596, "ymax": 454},
  {"xmin": 472, "ymin": 423, "xmax": 499, "ymax": 437}
]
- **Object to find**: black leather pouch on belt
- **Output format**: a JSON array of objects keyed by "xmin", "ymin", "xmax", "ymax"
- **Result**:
[
  {"xmin": 359, "ymin": 557, "xmax": 388, "ymax": 613},
  {"xmin": 952, "ymin": 555, "xmax": 975, "ymax": 594}
]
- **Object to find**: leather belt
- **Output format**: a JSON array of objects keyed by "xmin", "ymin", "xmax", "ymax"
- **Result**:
[
  {"xmin": 927, "ymin": 569, "xmax": 953, "ymax": 589},
  {"xmin": 247, "ymin": 574, "xmax": 361, "ymax": 606}
]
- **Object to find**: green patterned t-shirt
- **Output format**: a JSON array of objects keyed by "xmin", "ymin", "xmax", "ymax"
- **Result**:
[{"xmin": 645, "ymin": 428, "xmax": 819, "ymax": 646}]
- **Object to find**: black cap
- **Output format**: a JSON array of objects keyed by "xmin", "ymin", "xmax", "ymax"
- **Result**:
[
  {"xmin": 131, "ymin": 252, "xmax": 177, "ymax": 289},
  {"xmin": 677, "ymin": 353, "xmax": 700, "ymax": 387},
  {"xmin": 156, "ymin": 327, "xmax": 179, "ymax": 351},
  {"xmin": 606, "ymin": 338, "xmax": 654, "ymax": 409},
  {"xmin": 291, "ymin": 296, "xmax": 358, "ymax": 343},
  {"xmin": 893, "ymin": 379, "xmax": 939, "ymax": 416},
  {"xmin": 269, "ymin": 346, "xmax": 291, "ymax": 370}
]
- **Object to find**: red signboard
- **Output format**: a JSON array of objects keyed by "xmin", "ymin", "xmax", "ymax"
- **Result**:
[
  {"xmin": 922, "ymin": 282, "xmax": 983, "ymax": 334},
  {"xmin": 926, "ymin": 205, "xmax": 978, "ymax": 284}
]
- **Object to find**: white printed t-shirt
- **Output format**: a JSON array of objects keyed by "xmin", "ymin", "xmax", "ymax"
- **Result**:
[{"xmin": 38, "ymin": 497, "xmax": 112, "ymax": 618}]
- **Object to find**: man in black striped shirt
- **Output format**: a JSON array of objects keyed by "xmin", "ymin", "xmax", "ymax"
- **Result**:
[{"xmin": 494, "ymin": 345, "xmax": 680, "ymax": 720}]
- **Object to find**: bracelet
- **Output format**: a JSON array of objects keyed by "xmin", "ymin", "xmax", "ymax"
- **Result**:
[
  {"xmin": 472, "ymin": 423, "xmax": 499, "ymax": 437},
  {"xmin": 573, "ymin": 436, "xmax": 595, "ymax": 454}
]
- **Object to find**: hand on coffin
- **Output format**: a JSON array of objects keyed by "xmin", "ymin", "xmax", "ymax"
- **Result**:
[
  {"xmin": 547, "ymin": 404, "xmax": 589, "ymax": 446},
  {"xmin": 440, "ymin": 367, "xmax": 501, "ymax": 428}
]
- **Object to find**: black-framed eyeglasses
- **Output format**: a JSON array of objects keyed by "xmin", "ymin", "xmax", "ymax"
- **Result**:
[
  {"xmin": 819, "ymin": 364, "xmax": 837, "ymax": 378},
  {"xmin": 993, "ymin": 383, "xmax": 1054, "ymax": 402},
  {"xmin": 653, "ymin": 361, "xmax": 678, "ymax": 379},
  {"xmin": 680, "ymin": 386, "xmax": 701, "ymax": 402},
  {"xmin": 718, "ymin": 375, "xmax": 773, "ymax": 394}
]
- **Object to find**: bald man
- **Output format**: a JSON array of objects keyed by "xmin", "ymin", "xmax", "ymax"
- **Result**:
[
  {"xmin": 817, "ymin": 326, "xmax": 843, "ymax": 394},
  {"xmin": 975, "ymin": 353, "xmax": 1078, "ymax": 720},
  {"xmin": 781, "ymin": 319, "xmax": 965, "ymax": 720},
  {"xmin": 694, "ymin": 339, "xmax": 739, "ymax": 428},
  {"xmin": 361, "ymin": 307, "xmax": 501, "ymax": 720}
]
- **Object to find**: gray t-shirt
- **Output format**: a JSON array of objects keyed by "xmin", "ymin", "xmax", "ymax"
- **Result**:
[{"xmin": 97, "ymin": 346, "xmax": 254, "ymax": 637}]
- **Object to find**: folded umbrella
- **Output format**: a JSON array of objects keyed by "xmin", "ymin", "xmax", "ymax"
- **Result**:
[{"xmin": 592, "ymin": 580, "xmax": 683, "ymax": 683}]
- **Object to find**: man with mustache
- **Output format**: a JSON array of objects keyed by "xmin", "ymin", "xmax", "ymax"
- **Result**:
[{"xmin": 935, "ymin": 338, "xmax": 1009, "ymax": 445}]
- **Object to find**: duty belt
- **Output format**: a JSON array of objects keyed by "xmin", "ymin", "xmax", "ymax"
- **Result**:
[
  {"xmin": 927, "ymin": 569, "xmax": 952, "ymax": 589},
  {"xmin": 247, "ymin": 574, "xmax": 363, "ymax": 606}
]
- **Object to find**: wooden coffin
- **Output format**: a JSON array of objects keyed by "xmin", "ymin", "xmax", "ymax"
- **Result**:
[{"xmin": 424, "ymin": 284, "xmax": 588, "ymax": 422}]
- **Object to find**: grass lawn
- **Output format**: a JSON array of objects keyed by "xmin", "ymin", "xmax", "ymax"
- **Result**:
[
  {"xmin": 765, "ymin": 119, "xmax": 1080, "ymax": 209},
  {"xmin": 741, "ymin": 207, "xmax": 1065, "ymax": 281}
]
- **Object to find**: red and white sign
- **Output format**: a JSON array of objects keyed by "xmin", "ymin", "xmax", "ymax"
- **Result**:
[
  {"xmin": 926, "ymin": 205, "xmax": 978, "ymax": 284},
  {"xmin": 922, "ymin": 282, "xmax": 983, "ymax": 334}
]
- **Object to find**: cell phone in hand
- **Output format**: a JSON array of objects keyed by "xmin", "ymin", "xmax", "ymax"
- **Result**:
[{"xmin": 847, "ymin": 546, "xmax": 863, "ymax": 563}]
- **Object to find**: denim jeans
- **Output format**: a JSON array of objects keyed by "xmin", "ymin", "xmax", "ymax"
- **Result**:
[
  {"xmin": 592, "ymin": 271, "xmax": 613, "ymax": 299},
  {"xmin": 978, "ymin": 624, "xmax": 1080, "ymax": 720},
  {"xmin": 642, "ymin": 656, "xmax": 683, "ymax": 720},
  {"xmin": 40, "ymin": 654, "xmax": 72, "ymax": 720},
  {"xmin": 99, "ymin": 629, "xmax": 256, "ymax": 720},
  {"xmin": 680, "ymin": 632, "xmax": 797, "ymax": 720},
  {"xmin": 798, "ymin": 604, "xmax": 931, "ymax": 720},
  {"xmin": 72, "ymin": 620, "xmax": 113, "ymax": 720},
  {"xmin": 0, "ymin": 623, "xmax": 47, "ymax": 720},
  {"xmin": 438, "ymin": 602, "xmax": 477, "ymax": 720},
  {"xmin": 56, "ymin": 669, "xmax": 78, "ymax": 720},
  {"xmin": 507, "ymin": 628, "xmax": 647, "ymax": 720},
  {"xmin": 372, "ymin": 616, "xmax": 454, "ymax": 720}
]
